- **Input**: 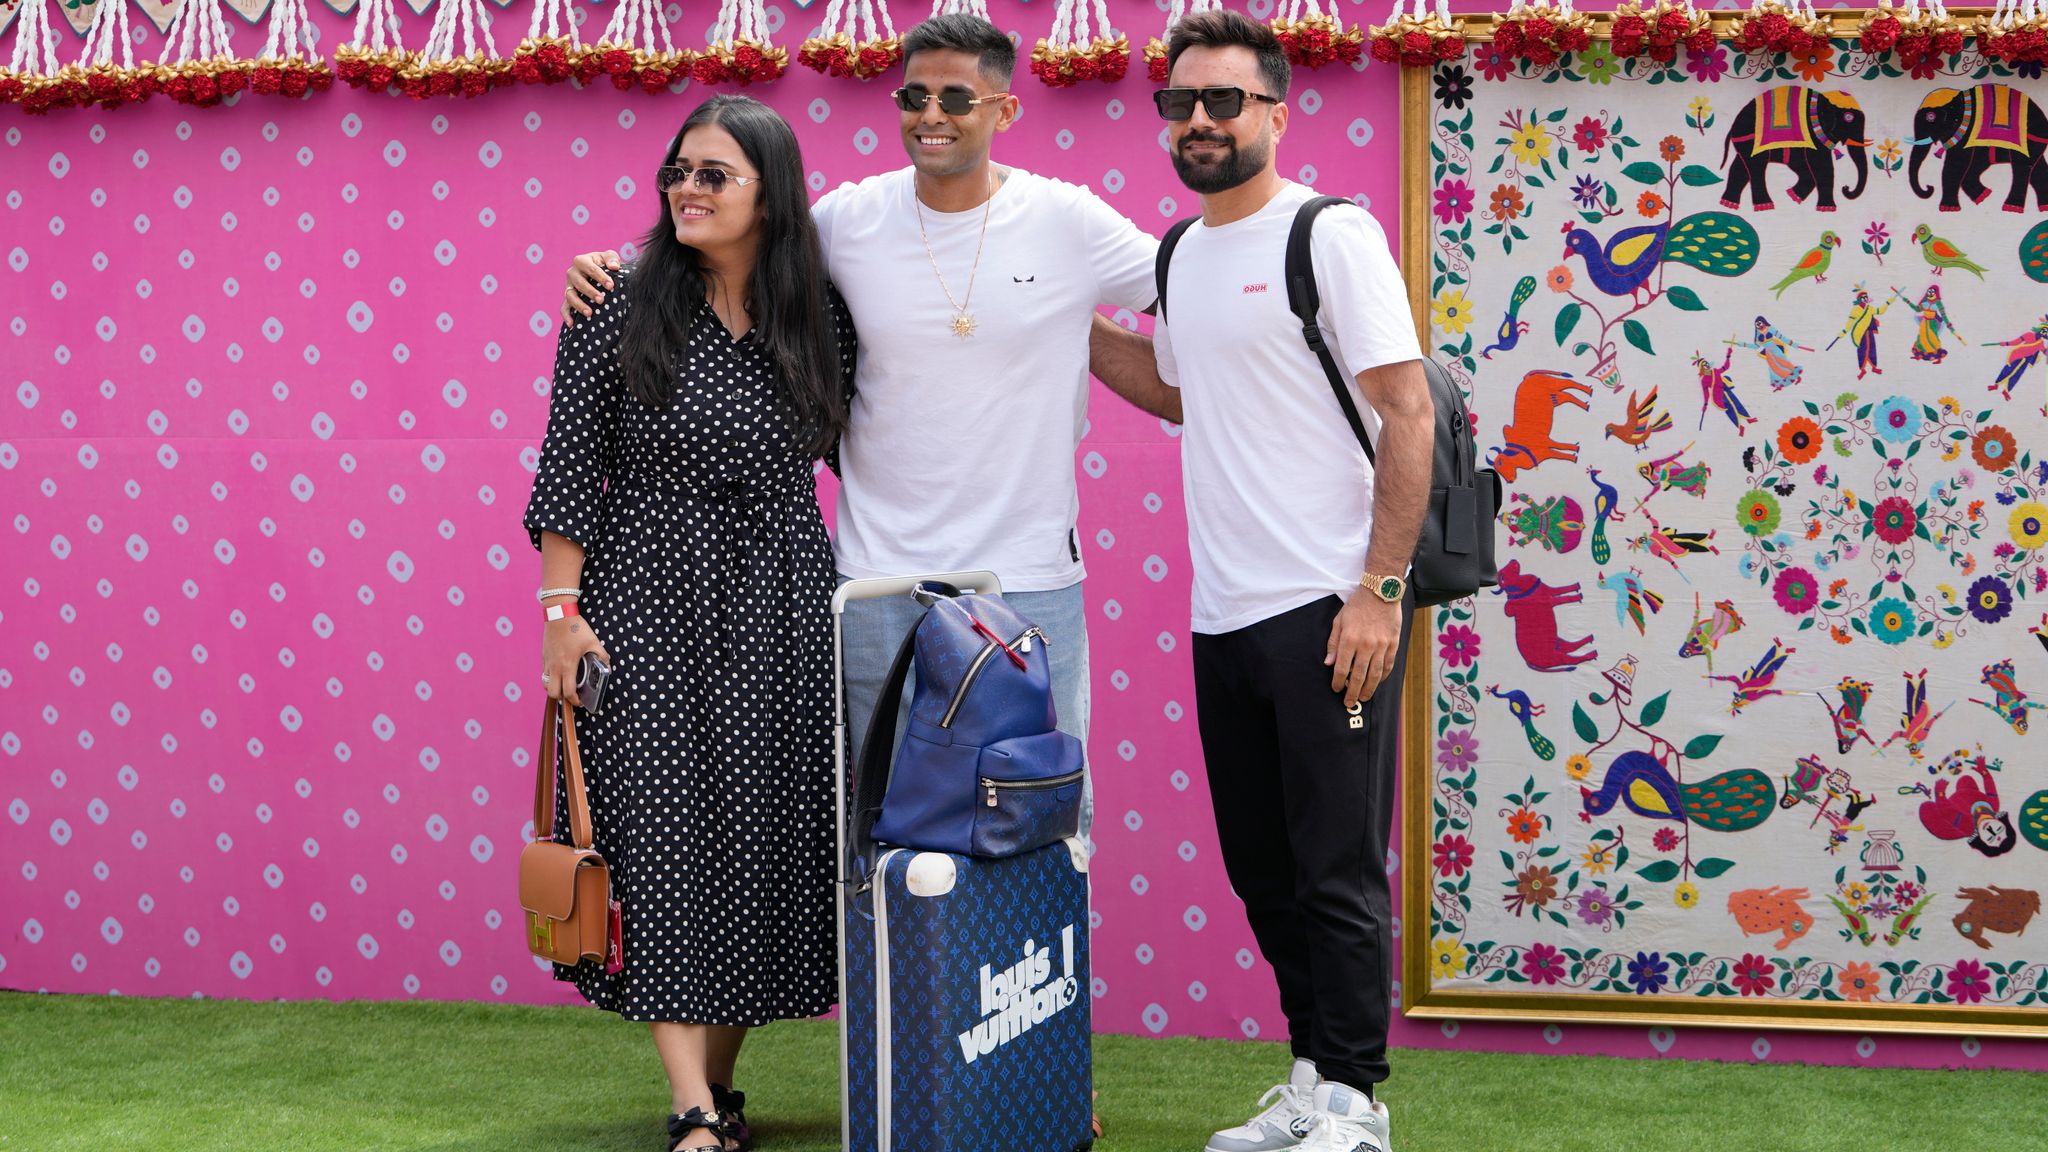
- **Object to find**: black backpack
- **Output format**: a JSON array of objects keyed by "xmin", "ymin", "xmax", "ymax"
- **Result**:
[{"xmin": 1155, "ymin": 195, "xmax": 1501, "ymax": 607}]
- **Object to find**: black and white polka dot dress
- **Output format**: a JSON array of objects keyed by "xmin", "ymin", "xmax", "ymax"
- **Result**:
[{"xmin": 523, "ymin": 267, "xmax": 853, "ymax": 1025}]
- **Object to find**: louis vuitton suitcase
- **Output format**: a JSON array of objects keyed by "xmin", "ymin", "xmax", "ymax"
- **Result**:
[{"xmin": 832, "ymin": 572, "xmax": 1094, "ymax": 1152}]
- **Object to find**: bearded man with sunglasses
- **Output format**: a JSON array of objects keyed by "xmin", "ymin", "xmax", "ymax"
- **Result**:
[{"xmin": 1087, "ymin": 11, "xmax": 1434, "ymax": 1152}]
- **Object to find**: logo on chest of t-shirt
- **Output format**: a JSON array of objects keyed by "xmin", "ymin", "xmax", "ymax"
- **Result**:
[{"xmin": 1242, "ymin": 282, "xmax": 1269, "ymax": 294}]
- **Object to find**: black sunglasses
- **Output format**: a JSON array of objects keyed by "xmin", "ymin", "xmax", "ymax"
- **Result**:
[
  {"xmin": 893, "ymin": 86, "xmax": 1010, "ymax": 116},
  {"xmin": 655, "ymin": 165, "xmax": 761, "ymax": 196},
  {"xmin": 1153, "ymin": 86, "xmax": 1281, "ymax": 122}
]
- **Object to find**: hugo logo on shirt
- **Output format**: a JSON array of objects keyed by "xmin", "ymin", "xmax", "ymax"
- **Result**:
[{"xmin": 1242, "ymin": 282, "xmax": 1269, "ymax": 295}]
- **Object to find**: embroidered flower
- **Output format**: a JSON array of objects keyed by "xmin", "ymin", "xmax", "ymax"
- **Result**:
[
  {"xmin": 1547, "ymin": 265, "xmax": 1575, "ymax": 294},
  {"xmin": 1433, "ymin": 63, "xmax": 1474, "ymax": 110},
  {"xmin": 1674, "ymin": 882, "xmax": 1700, "ymax": 909},
  {"xmin": 1565, "ymin": 754, "xmax": 1593, "ymax": 780},
  {"xmin": 1738, "ymin": 489, "xmax": 1782, "ymax": 537},
  {"xmin": 1578, "ymin": 887, "xmax": 1615, "ymax": 925},
  {"xmin": 1637, "ymin": 191, "xmax": 1666, "ymax": 218},
  {"xmin": 1433, "ymin": 289, "xmax": 1475, "ymax": 336},
  {"xmin": 1872, "ymin": 396, "xmax": 1922, "ymax": 445},
  {"xmin": 1431, "ymin": 937, "xmax": 1470, "ymax": 981},
  {"xmin": 1507, "ymin": 806, "xmax": 1543, "ymax": 844},
  {"xmin": 1732, "ymin": 953, "xmax": 1776, "ymax": 996},
  {"xmin": 1868, "ymin": 597, "xmax": 1916, "ymax": 645},
  {"xmin": 1968, "ymin": 575, "xmax": 2012, "ymax": 624},
  {"xmin": 1579, "ymin": 41, "xmax": 1619, "ymax": 84},
  {"xmin": 1472, "ymin": 41, "xmax": 1513, "ymax": 81},
  {"xmin": 1433, "ymin": 178, "xmax": 1475, "ymax": 225},
  {"xmin": 1508, "ymin": 118, "xmax": 1553, "ymax": 167},
  {"xmin": 1521, "ymin": 941, "xmax": 1566, "ymax": 985},
  {"xmin": 1626, "ymin": 950, "xmax": 1669, "ymax": 994},
  {"xmin": 1947, "ymin": 958, "xmax": 1991, "ymax": 1005},
  {"xmin": 1573, "ymin": 115, "xmax": 1610, "ymax": 155},
  {"xmin": 1840, "ymin": 960, "xmax": 1880, "ymax": 1002},
  {"xmin": 1516, "ymin": 865, "xmax": 1560, "ymax": 908},
  {"xmin": 1439, "ymin": 623, "xmax": 1481, "ymax": 667},
  {"xmin": 1790, "ymin": 41, "xmax": 1834, "ymax": 82},
  {"xmin": 1489, "ymin": 183, "xmax": 1526, "ymax": 222},
  {"xmin": 1658, "ymin": 134, "xmax": 1685, "ymax": 162},
  {"xmin": 1778, "ymin": 417, "xmax": 1823, "ymax": 464},
  {"xmin": 2011, "ymin": 502, "xmax": 2048, "ymax": 549},
  {"xmin": 1653, "ymin": 827, "xmax": 1679, "ymax": 852},
  {"xmin": 1972, "ymin": 425, "xmax": 2017, "ymax": 472},
  {"xmin": 1432, "ymin": 833, "xmax": 1475, "ymax": 877},
  {"xmin": 1437, "ymin": 726, "xmax": 1480, "ymax": 771},
  {"xmin": 1872, "ymin": 497, "xmax": 1918, "ymax": 545},
  {"xmin": 1571, "ymin": 173, "xmax": 1605, "ymax": 210},
  {"xmin": 1774, "ymin": 566, "xmax": 1818, "ymax": 615},
  {"xmin": 1685, "ymin": 41, "xmax": 1728, "ymax": 82}
]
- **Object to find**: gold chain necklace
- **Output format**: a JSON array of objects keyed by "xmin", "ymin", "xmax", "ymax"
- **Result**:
[{"xmin": 914, "ymin": 169, "xmax": 997, "ymax": 339}]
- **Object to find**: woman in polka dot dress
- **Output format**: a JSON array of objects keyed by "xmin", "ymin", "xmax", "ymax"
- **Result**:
[{"xmin": 524, "ymin": 94, "xmax": 855, "ymax": 1152}]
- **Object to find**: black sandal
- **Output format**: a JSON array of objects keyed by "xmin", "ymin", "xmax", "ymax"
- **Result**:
[
  {"xmin": 710, "ymin": 1084, "xmax": 755, "ymax": 1152},
  {"xmin": 665, "ymin": 1106, "xmax": 728, "ymax": 1152}
]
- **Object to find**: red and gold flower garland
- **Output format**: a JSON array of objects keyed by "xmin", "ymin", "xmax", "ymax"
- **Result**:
[
  {"xmin": 1033, "ymin": 0, "xmax": 1127, "ymax": 86},
  {"xmin": 798, "ymin": 0, "xmax": 901, "ymax": 79}
]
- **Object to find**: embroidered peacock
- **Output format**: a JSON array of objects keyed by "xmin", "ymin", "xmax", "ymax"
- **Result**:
[
  {"xmin": 1580, "ymin": 749, "xmax": 1777, "ymax": 831},
  {"xmin": 1559, "ymin": 212, "xmax": 1760, "ymax": 300},
  {"xmin": 1488, "ymin": 685, "xmax": 1557, "ymax": 761},
  {"xmin": 1587, "ymin": 467, "xmax": 1620, "ymax": 565},
  {"xmin": 1481, "ymin": 275, "xmax": 1539, "ymax": 360}
]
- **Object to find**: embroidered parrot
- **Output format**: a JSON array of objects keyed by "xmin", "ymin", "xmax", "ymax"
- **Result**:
[
  {"xmin": 1970, "ymin": 659, "xmax": 2046, "ymax": 735},
  {"xmin": 1480, "ymin": 275, "xmax": 1539, "ymax": 360},
  {"xmin": 1603, "ymin": 386, "xmax": 1675, "ymax": 452},
  {"xmin": 1882, "ymin": 668, "xmax": 1953, "ymax": 763},
  {"xmin": 1705, "ymin": 637, "xmax": 1800, "ymax": 716},
  {"xmin": 1597, "ymin": 568, "xmax": 1665, "ymax": 636},
  {"xmin": 1487, "ymin": 684, "xmax": 1556, "ymax": 761},
  {"xmin": 1558, "ymin": 211, "xmax": 1760, "ymax": 300},
  {"xmin": 1767, "ymin": 231, "xmax": 1840, "ymax": 298},
  {"xmin": 1579, "ymin": 749, "xmax": 1777, "ymax": 831},
  {"xmin": 1588, "ymin": 467, "xmax": 1621, "ymax": 565},
  {"xmin": 1912, "ymin": 223, "xmax": 1987, "ymax": 279}
]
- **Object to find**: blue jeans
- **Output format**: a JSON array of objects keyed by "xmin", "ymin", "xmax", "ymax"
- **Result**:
[{"xmin": 837, "ymin": 577, "xmax": 1094, "ymax": 843}]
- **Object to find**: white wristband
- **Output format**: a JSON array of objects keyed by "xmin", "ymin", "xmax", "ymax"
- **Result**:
[{"xmin": 536, "ymin": 587, "xmax": 582, "ymax": 603}]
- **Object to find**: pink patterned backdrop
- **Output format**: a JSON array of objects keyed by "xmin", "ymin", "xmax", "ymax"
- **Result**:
[{"xmin": 4, "ymin": 0, "xmax": 2042, "ymax": 1072}]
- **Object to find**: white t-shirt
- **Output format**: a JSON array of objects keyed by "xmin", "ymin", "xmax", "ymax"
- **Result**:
[
  {"xmin": 1154, "ymin": 181, "xmax": 1421, "ymax": 635},
  {"xmin": 813, "ymin": 167, "xmax": 1158, "ymax": 591}
]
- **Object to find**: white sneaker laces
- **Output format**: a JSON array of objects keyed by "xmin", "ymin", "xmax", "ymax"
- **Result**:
[{"xmin": 1247, "ymin": 1082, "xmax": 1313, "ymax": 1130}]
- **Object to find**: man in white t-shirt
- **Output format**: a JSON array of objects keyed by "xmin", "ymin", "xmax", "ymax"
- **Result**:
[
  {"xmin": 558, "ymin": 20, "xmax": 1175, "ymax": 851},
  {"xmin": 1090, "ymin": 11, "xmax": 1432, "ymax": 1152}
]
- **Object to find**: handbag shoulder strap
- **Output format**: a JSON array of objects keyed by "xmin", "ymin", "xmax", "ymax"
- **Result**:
[
  {"xmin": 1286, "ymin": 194, "xmax": 1378, "ymax": 468},
  {"xmin": 1153, "ymin": 216, "xmax": 1199, "ymax": 325},
  {"xmin": 535, "ymin": 700, "xmax": 595, "ymax": 849}
]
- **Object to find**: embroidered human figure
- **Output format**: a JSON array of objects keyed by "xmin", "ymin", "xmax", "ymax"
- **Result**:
[
  {"xmin": 1987, "ymin": 316, "xmax": 2048, "ymax": 406},
  {"xmin": 1903, "ymin": 284, "xmax": 1959, "ymax": 364},
  {"xmin": 1831, "ymin": 285, "xmax": 1893, "ymax": 380},
  {"xmin": 1691, "ymin": 349, "xmax": 1757, "ymax": 436},
  {"xmin": 1728, "ymin": 315, "xmax": 1810, "ymax": 391}
]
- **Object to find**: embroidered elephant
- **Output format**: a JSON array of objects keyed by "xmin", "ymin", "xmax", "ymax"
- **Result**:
[
  {"xmin": 1491, "ymin": 559, "xmax": 1597, "ymax": 673},
  {"xmin": 1909, "ymin": 84, "xmax": 2048, "ymax": 214},
  {"xmin": 1721, "ymin": 86, "xmax": 1871, "ymax": 213}
]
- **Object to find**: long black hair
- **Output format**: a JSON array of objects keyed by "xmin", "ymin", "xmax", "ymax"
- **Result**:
[{"xmin": 620, "ymin": 94, "xmax": 846, "ymax": 457}]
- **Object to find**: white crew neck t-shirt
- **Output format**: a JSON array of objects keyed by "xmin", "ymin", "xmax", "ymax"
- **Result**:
[
  {"xmin": 1153, "ymin": 181, "xmax": 1421, "ymax": 635},
  {"xmin": 813, "ymin": 166, "xmax": 1159, "ymax": 591}
]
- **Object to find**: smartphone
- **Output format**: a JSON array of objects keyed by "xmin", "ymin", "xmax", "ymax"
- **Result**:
[{"xmin": 577, "ymin": 653, "xmax": 612, "ymax": 715}]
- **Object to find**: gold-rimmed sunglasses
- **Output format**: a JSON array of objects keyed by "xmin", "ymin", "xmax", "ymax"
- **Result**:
[
  {"xmin": 655, "ymin": 165, "xmax": 761, "ymax": 195},
  {"xmin": 892, "ymin": 86, "xmax": 1011, "ymax": 116}
]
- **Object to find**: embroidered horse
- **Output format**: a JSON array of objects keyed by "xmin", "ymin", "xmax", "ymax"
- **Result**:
[{"xmin": 1492, "ymin": 559, "xmax": 1598, "ymax": 672}]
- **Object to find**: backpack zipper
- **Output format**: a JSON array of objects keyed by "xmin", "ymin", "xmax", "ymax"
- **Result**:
[
  {"xmin": 939, "ymin": 627, "xmax": 1046, "ymax": 729},
  {"xmin": 981, "ymin": 767, "xmax": 1085, "ymax": 808}
]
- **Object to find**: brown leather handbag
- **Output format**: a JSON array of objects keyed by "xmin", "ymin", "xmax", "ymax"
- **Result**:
[{"xmin": 518, "ymin": 700, "xmax": 614, "ymax": 966}]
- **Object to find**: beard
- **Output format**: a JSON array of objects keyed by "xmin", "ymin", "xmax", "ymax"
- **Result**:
[{"xmin": 1171, "ymin": 130, "xmax": 1269, "ymax": 194}]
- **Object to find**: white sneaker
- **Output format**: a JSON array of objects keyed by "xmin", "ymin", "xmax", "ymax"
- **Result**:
[
  {"xmin": 1293, "ymin": 1081, "xmax": 1392, "ymax": 1152},
  {"xmin": 1204, "ymin": 1058, "xmax": 1320, "ymax": 1152}
]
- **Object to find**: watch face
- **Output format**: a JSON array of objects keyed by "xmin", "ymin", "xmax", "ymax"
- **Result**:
[{"xmin": 1380, "ymin": 578, "xmax": 1402, "ymax": 601}]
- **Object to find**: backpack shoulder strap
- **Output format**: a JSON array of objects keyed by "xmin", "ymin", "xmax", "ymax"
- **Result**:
[
  {"xmin": 1286, "ymin": 195, "xmax": 1377, "ymax": 467},
  {"xmin": 1154, "ymin": 216, "xmax": 1199, "ymax": 325}
]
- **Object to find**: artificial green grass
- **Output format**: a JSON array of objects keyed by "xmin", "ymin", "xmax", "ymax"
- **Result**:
[{"xmin": 0, "ymin": 992, "xmax": 2041, "ymax": 1151}]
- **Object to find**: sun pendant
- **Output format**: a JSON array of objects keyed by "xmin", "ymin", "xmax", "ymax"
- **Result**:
[{"xmin": 950, "ymin": 312, "xmax": 977, "ymax": 339}]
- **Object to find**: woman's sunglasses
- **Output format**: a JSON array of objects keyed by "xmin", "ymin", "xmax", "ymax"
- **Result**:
[
  {"xmin": 655, "ymin": 165, "xmax": 761, "ymax": 195},
  {"xmin": 892, "ymin": 86, "xmax": 1010, "ymax": 116},
  {"xmin": 1152, "ymin": 86, "xmax": 1281, "ymax": 122}
]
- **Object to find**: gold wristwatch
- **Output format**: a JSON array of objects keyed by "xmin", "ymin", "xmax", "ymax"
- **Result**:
[{"xmin": 1360, "ymin": 571, "xmax": 1406, "ymax": 604}]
